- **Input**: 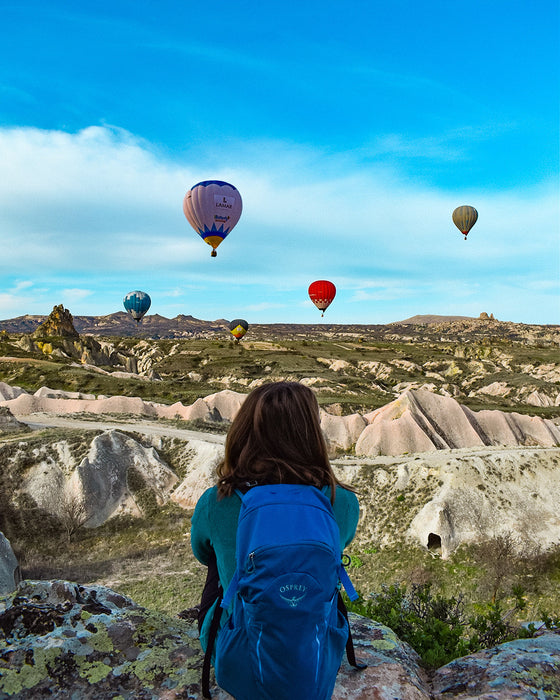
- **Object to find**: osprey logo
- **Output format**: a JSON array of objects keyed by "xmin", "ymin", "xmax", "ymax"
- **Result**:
[{"xmin": 279, "ymin": 583, "xmax": 308, "ymax": 608}]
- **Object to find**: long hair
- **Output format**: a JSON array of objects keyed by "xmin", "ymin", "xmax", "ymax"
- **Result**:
[{"xmin": 216, "ymin": 382, "xmax": 347, "ymax": 502}]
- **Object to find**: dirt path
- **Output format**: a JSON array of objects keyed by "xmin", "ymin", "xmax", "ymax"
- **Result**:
[{"xmin": 20, "ymin": 414, "xmax": 226, "ymax": 444}]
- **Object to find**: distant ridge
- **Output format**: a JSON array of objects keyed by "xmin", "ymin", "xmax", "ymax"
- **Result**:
[{"xmin": 395, "ymin": 314, "xmax": 476, "ymax": 325}]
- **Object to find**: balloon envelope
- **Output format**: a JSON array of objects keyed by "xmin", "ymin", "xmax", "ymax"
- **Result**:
[
  {"xmin": 228, "ymin": 318, "xmax": 249, "ymax": 340},
  {"xmin": 308, "ymin": 280, "xmax": 336, "ymax": 316},
  {"xmin": 123, "ymin": 290, "xmax": 151, "ymax": 323},
  {"xmin": 452, "ymin": 206, "xmax": 478, "ymax": 239},
  {"xmin": 183, "ymin": 180, "xmax": 243, "ymax": 256}
]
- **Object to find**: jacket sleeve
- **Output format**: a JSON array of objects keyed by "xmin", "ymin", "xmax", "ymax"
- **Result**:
[
  {"xmin": 342, "ymin": 490, "xmax": 360, "ymax": 549},
  {"xmin": 191, "ymin": 488, "xmax": 214, "ymax": 566}
]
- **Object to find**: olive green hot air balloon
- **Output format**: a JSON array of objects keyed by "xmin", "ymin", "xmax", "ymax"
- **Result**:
[{"xmin": 452, "ymin": 205, "xmax": 478, "ymax": 240}]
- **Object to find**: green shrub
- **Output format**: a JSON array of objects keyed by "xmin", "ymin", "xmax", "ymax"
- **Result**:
[{"xmin": 345, "ymin": 582, "xmax": 555, "ymax": 669}]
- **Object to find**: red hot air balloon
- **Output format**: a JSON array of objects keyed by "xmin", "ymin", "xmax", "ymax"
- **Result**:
[{"xmin": 308, "ymin": 280, "xmax": 336, "ymax": 317}]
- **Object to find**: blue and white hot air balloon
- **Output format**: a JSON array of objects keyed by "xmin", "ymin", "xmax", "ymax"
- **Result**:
[
  {"xmin": 183, "ymin": 180, "xmax": 243, "ymax": 257},
  {"xmin": 123, "ymin": 290, "xmax": 151, "ymax": 324}
]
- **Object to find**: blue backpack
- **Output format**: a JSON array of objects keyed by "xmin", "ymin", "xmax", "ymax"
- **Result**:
[{"xmin": 201, "ymin": 484, "xmax": 364, "ymax": 700}]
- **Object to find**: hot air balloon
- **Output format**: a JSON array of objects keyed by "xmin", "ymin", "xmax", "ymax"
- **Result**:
[
  {"xmin": 308, "ymin": 280, "xmax": 336, "ymax": 317},
  {"xmin": 123, "ymin": 290, "xmax": 151, "ymax": 324},
  {"xmin": 228, "ymin": 318, "xmax": 249, "ymax": 342},
  {"xmin": 452, "ymin": 205, "xmax": 478, "ymax": 240},
  {"xmin": 183, "ymin": 180, "xmax": 243, "ymax": 257}
]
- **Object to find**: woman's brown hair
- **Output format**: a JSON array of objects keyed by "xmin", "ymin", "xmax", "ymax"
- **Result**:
[{"xmin": 216, "ymin": 381, "xmax": 348, "ymax": 502}]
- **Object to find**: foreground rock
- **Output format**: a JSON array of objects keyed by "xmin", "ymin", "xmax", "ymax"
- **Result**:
[
  {"xmin": 1, "ymin": 581, "xmax": 558, "ymax": 699},
  {"xmin": 431, "ymin": 634, "xmax": 560, "ymax": 698},
  {"xmin": 0, "ymin": 534, "xmax": 18, "ymax": 595}
]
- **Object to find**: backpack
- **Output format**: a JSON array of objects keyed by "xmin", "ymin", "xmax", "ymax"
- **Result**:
[{"xmin": 201, "ymin": 483, "xmax": 364, "ymax": 700}]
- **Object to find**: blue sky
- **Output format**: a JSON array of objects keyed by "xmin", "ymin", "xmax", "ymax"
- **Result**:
[{"xmin": 0, "ymin": 0, "xmax": 558, "ymax": 325}]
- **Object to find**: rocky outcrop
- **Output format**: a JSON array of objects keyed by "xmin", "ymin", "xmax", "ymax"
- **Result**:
[
  {"xmin": 21, "ymin": 430, "xmax": 178, "ymax": 526},
  {"xmin": 0, "ymin": 533, "xmax": 18, "ymax": 595},
  {"xmin": 0, "ymin": 580, "xmax": 558, "ymax": 699},
  {"xmin": 32, "ymin": 304, "xmax": 79, "ymax": 338},
  {"xmin": 321, "ymin": 411, "xmax": 366, "ymax": 452},
  {"xmin": 340, "ymin": 446, "xmax": 560, "ymax": 557},
  {"xmin": 431, "ymin": 634, "xmax": 560, "ymax": 698},
  {"xmin": 0, "ymin": 407, "xmax": 28, "ymax": 434},
  {"xmin": 0, "ymin": 383, "xmax": 26, "ymax": 401},
  {"xmin": 357, "ymin": 390, "xmax": 560, "ymax": 457},
  {"xmin": 169, "ymin": 441, "xmax": 224, "ymax": 508},
  {"xmin": 3, "ymin": 383, "xmax": 559, "ymax": 457}
]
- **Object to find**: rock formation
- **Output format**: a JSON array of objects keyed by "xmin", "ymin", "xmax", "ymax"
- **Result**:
[
  {"xmin": 0, "ymin": 580, "xmax": 558, "ymax": 699},
  {"xmin": 21, "ymin": 430, "xmax": 178, "ymax": 526},
  {"xmin": 0, "ymin": 533, "xmax": 18, "ymax": 595},
  {"xmin": 32, "ymin": 304, "xmax": 79, "ymax": 338},
  {"xmin": 1, "ymin": 384, "xmax": 559, "ymax": 457},
  {"xmin": 357, "ymin": 389, "xmax": 560, "ymax": 456},
  {"xmin": 0, "ymin": 407, "xmax": 29, "ymax": 434}
]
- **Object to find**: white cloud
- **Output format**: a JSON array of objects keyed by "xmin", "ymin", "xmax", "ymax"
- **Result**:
[
  {"xmin": 0, "ymin": 125, "xmax": 557, "ymax": 324},
  {"xmin": 61, "ymin": 288, "xmax": 93, "ymax": 305},
  {"xmin": 10, "ymin": 280, "xmax": 34, "ymax": 293}
]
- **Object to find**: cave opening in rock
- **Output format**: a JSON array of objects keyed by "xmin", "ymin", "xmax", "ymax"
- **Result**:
[{"xmin": 427, "ymin": 532, "xmax": 442, "ymax": 551}]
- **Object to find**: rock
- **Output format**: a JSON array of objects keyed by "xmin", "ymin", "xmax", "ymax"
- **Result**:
[
  {"xmin": 0, "ymin": 407, "xmax": 29, "ymax": 434},
  {"xmin": 333, "ymin": 613, "xmax": 430, "ymax": 699},
  {"xmin": 22, "ymin": 430, "xmax": 178, "ymax": 527},
  {"xmin": 357, "ymin": 390, "xmax": 560, "ymax": 457},
  {"xmin": 2, "ymin": 383, "xmax": 559, "ymax": 458},
  {"xmin": 32, "ymin": 304, "xmax": 79, "ymax": 338},
  {"xmin": 0, "ymin": 533, "xmax": 18, "ymax": 595},
  {"xmin": 0, "ymin": 580, "xmax": 206, "ymax": 699},
  {"xmin": 170, "ymin": 441, "xmax": 224, "ymax": 508},
  {"xmin": 34, "ymin": 386, "xmax": 97, "ymax": 400},
  {"xmin": 1, "ymin": 581, "xmax": 558, "ymax": 699},
  {"xmin": 202, "ymin": 390, "xmax": 246, "ymax": 422},
  {"xmin": 349, "ymin": 446, "xmax": 560, "ymax": 557},
  {"xmin": 0, "ymin": 382, "xmax": 27, "ymax": 401},
  {"xmin": 431, "ymin": 632, "xmax": 560, "ymax": 699},
  {"xmin": 321, "ymin": 411, "xmax": 367, "ymax": 452}
]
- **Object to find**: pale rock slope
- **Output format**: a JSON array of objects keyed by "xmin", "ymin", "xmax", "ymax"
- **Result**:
[
  {"xmin": 0, "ymin": 384, "xmax": 247, "ymax": 424},
  {"xmin": 1, "ymin": 383, "xmax": 559, "ymax": 457},
  {"xmin": 357, "ymin": 389, "xmax": 560, "ymax": 456},
  {"xmin": 170, "ymin": 440, "xmax": 224, "ymax": 508},
  {"xmin": 338, "ymin": 446, "xmax": 560, "ymax": 557},
  {"xmin": 22, "ymin": 430, "xmax": 178, "ymax": 526}
]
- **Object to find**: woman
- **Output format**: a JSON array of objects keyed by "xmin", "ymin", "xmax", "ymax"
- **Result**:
[{"xmin": 191, "ymin": 381, "xmax": 360, "ymax": 653}]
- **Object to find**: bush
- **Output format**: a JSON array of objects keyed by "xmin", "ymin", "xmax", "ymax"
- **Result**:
[{"xmin": 345, "ymin": 582, "xmax": 555, "ymax": 669}]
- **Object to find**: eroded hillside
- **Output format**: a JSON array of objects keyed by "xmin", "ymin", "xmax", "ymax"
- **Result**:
[{"xmin": 0, "ymin": 318, "xmax": 559, "ymax": 416}]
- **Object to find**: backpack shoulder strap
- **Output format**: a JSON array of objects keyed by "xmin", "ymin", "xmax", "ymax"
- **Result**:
[
  {"xmin": 202, "ymin": 591, "xmax": 224, "ymax": 699},
  {"xmin": 337, "ymin": 592, "xmax": 368, "ymax": 671}
]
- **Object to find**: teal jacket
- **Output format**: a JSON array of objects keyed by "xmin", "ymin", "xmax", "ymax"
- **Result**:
[{"xmin": 191, "ymin": 484, "xmax": 360, "ymax": 644}]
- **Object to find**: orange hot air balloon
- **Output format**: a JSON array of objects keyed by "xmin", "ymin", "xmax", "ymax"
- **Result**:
[
  {"xmin": 452, "ymin": 205, "xmax": 478, "ymax": 240},
  {"xmin": 308, "ymin": 280, "xmax": 336, "ymax": 317},
  {"xmin": 183, "ymin": 180, "xmax": 243, "ymax": 257}
]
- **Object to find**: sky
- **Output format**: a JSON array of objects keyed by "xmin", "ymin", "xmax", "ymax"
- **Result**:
[{"xmin": 0, "ymin": 1, "xmax": 558, "ymax": 325}]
